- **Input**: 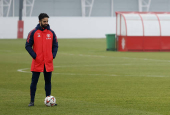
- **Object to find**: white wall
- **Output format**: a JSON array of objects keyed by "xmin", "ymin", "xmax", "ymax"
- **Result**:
[
  {"xmin": 0, "ymin": 17, "xmax": 116, "ymax": 39},
  {"xmin": 0, "ymin": 18, "xmax": 18, "ymax": 39}
]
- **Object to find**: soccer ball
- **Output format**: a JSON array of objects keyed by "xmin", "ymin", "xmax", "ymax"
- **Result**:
[{"xmin": 44, "ymin": 96, "xmax": 56, "ymax": 107}]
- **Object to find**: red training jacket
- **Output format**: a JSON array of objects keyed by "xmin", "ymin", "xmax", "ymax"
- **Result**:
[{"xmin": 25, "ymin": 24, "xmax": 58, "ymax": 72}]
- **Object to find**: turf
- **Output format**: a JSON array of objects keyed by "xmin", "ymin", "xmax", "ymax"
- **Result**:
[{"xmin": 1, "ymin": 39, "xmax": 170, "ymax": 115}]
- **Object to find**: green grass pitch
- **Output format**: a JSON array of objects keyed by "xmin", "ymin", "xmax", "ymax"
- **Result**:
[{"xmin": 1, "ymin": 38, "xmax": 170, "ymax": 115}]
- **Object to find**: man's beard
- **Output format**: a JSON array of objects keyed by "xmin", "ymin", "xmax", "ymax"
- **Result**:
[{"xmin": 41, "ymin": 23, "xmax": 48, "ymax": 28}]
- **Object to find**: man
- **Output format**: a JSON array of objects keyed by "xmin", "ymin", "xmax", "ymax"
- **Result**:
[{"xmin": 25, "ymin": 13, "xmax": 58, "ymax": 106}]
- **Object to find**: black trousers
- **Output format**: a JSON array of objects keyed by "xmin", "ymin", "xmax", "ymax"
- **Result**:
[{"xmin": 30, "ymin": 66, "xmax": 52, "ymax": 102}]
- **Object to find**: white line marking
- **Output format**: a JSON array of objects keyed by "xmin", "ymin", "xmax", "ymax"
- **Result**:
[
  {"xmin": 53, "ymin": 73, "xmax": 117, "ymax": 76},
  {"xmin": 60, "ymin": 53, "xmax": 170, "ymax": 63},
  {"xmin": 17, "ymin": 68, "xmax": 31, "ymax": 73},
  {"xmin": 17, "ymin": 53, "xmax": 169, "ymax": 78},
  {"xmin": 53, "ymin": 73, "xmax": 165, "ymax": 77},
  {"xmin": 54, "ymin": 64, "xmax": 131, "ymax": 68},
  {"xmin": 17, "ymin": 68, "xmax": 167, "ymax": 77}
]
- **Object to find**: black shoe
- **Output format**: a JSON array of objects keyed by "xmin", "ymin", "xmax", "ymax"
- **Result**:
[
  {"xmin": 55, "ymin": 104, "xmax": 57, "ymax": 106},
  {"xmin": 28, "ymin": 102, "xmax": 34, "ymax": 107}
]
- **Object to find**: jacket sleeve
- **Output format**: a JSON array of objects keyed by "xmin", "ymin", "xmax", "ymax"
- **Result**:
[
  {"xmin": 25, "ymin": 30, "xmax": 36, "ymax": 59},
  {"xmin": 52, "ymin": 31, "xmax": 58, "ymax": 59}
]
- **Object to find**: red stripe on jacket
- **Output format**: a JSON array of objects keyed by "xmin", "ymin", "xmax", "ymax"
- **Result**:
[
  {"xmin": 50, "ymin": 29, "xmax": 58, "ymax": 43},
  {"xmin": 27, "ymin": 29, "xmax": 35, "ymax": 43}
]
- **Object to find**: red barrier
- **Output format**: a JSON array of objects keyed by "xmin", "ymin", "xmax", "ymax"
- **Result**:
[
  {"xmin": 117, "ymin": 36, "xmax": 170, "ymax": 51},
  {"xmin": 161, "ymin": 37, "xmax": 170, "ymax": 51},
  {"xmin": 17, "ymin": 20, "xmax": 24, "ymax": 39},
  {"xmin": 143, "ymin": 37, "xmax": 160, "ymax": 51}
]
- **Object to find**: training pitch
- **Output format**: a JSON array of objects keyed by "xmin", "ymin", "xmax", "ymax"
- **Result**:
[{"xmin": 0, "ymin": 39, "xmax": 170, "ymax": 115}]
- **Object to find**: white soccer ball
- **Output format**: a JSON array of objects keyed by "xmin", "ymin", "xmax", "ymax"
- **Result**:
[{"xmin": 44, "ymin": 96, "xmax": 56, "ymax": 107}]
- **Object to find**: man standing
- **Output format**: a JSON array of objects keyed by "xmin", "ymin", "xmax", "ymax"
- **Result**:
[{"xmin": 25, "ymin": 13, "xmax": 58, "ymax": 106}]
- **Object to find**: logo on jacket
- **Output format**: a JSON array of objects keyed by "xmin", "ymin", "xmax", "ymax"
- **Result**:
[
  {"xmin": 46, "ymin": 38, "xmax": 51, "ymax": 40},
  {"xmin": 37, "ymin": 33, "xmax": 41, "ymax": 37},
  {"xmin": 46, "ymin": 34, "xmax": 51, "ymax": 40},
  {"xmin": 47, "ymin": 34, "xmax": 51, "ymax": 37}
]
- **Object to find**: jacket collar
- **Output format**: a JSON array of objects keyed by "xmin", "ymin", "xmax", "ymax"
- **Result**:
[{"xmin": 36, "ymin": 24, "xmax": 50, "ymax": 31}]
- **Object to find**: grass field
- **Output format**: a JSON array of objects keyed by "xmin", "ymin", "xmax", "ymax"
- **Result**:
[{"xmin": 1, "ymin": 39, "xmax": 170, "ymax": 115}]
